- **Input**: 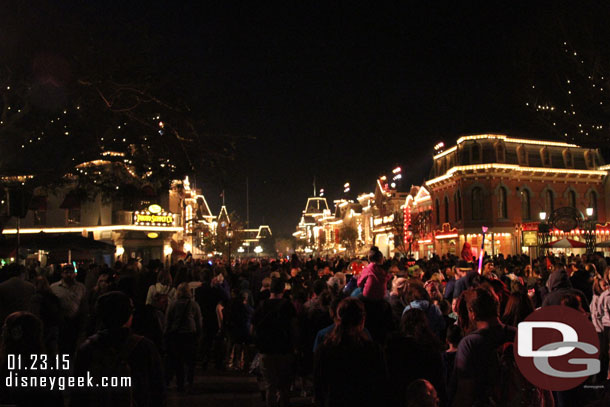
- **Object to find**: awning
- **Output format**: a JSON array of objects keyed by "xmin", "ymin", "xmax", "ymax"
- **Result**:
[
  {"xmin": 542, "ymin": 238, "xmax": 586, "ymax": 248},
  {"xmin": 0, "ymin": 233, "xmax": 115, "ymax": 253}
]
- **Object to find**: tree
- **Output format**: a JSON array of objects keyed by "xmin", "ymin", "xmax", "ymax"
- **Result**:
[
  {"xmin": 0, "ymin": 3, "xmax": 235, "ymax": 226},
  {"xmin": 339, "ymin": 225, "xmax": 358, "ymax": 256},
  {"xmin": 525, "ymin": 3, "xmax": 610, "ymax": 148}
]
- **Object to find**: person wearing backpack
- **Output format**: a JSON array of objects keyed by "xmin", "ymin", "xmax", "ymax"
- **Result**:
[
  {"xmin": 146, "ymin": 270, "xmax": 176, "ymax": 312},
  {"xmin": 72, "ymin": 291, "xmax": 166, "ymax": 407}
]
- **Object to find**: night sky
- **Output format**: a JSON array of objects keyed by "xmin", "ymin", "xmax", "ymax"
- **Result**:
[{"xmin": 3, "ymin": 2, "xmax": 607, "ymax": 236}]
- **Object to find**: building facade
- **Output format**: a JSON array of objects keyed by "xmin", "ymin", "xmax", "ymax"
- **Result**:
[{"xmin": 425, "ymin": 134, "xmax": 610, "ymax": 257}]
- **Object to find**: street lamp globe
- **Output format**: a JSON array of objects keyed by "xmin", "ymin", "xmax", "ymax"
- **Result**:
[
  {"xmin": 586, "ymin": 207, "xmax": 594, "ymax": 218},
  {"xmin": 237, "ymin": 247, "xmax": 245, "ymax": 253},
  {"xmin": 539, "ymin": 211, "xmax": 547, "ymax": 221},
  {"xmin": 254, "ymin": 246, "xmax": 263, "ymax": 254}
]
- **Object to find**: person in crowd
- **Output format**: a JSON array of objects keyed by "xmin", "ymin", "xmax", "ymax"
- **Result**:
[
  {"xmin": 453, "ymin": 287, "xmax": 519, "ymax": 406},
  {"xmin": 50, "ymin": 265, "xmax": 87, "ymax": 355},
  {"xmin": 195, "ymin": 269, "xmax": 229, "ymax": 370},
  {"xmin": 570, "ymin": 263, "xmax": 595, "ymax": 303},
  {"xmin": 403, "ymin": 283, "xmax": 445, "ymax": 339},
  {"xmin": 30, "ymin": 276, "xmax": 61, "ymax": 355},
  {"xmin": 501, "ymin": 291, "xmax": 534, "ymax": 327},
  {"xmin": 443, "ymin": 266, "xmax": 457, "ymax": 301},
  {"xmin": 357, "ymin": 246, "xmax": 391, "ymax": 300},
  {"xmin": 386, "ymin": 308, "xmax": 446, "ymax": 407},
  {"xmin": 405, "ymin": 379, "xmax": 440, "ymax": 407},
  {"xmin": 146, "ymin": 270, "xmax": 176, "ymax": 311},
  {"xmin": 452, "ymin": 261, "xmax": 479, "ymax": 309},
  {"xmin": 87, "ymin": 272, "xmax": 115, "ymax": 334},
  {"xmin": 164, "ymin": 282, "xmax": 202, "ymax": 392},
  {"xmin": 226, "ymin": 291, "xmax": 254, "ymax": 371},
  {"xmin": 443, "ymin": 324, "xmax": 462, "ymax": 391},
  {"xmin": 0, "ymin": 264, "xmax": 36, "ymax": 332},
  {"xmin": 253, "ymin": 278, "xmax": 298, "ymax": 407},
  {"xmin": 0, "ymin": 312, "xmax": 64, "ymax": 406},
  {"xmin": 591, "ymin": 273, "xmax": 608, "ymax": 383},
  {"xmin": 389, "ymin": 276, "xmax": 408, "ymax": 326},
  {"xmin": 71, "ymin": 291, "xmax": 165, "ymax": 407},
  {"xmin": 542, "ymin": 263, "xmax": 589, "ymax": 309},
  {"xmin": 314, "ymin": 297, "xmax": 387, "ymax": 407}
]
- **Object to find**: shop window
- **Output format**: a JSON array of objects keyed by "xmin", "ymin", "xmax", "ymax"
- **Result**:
[
  {"xmin": 435, "ymin": 199, "xmax": 440, "ymax": 225},
  {"xmin": 454, "ymin": 190, "xmax": 462, "ymax": 221},
  {"xmin": 497, "ymin": 187, "xmax": 508, "ymax": 219},
  {"xmin": 444, "ymin": 196, "xmax": 450, "ymax": 223},
  {"xmin": 471, "ymin": 187, "xmax": 483, "ymax": 220},
  {"xmin": 520, "ymin": 189, "xmax": 531, "ymax": 220},
  {"xmin": 568, "ymin": 190, "xmax": 576, "ymax": 208}
]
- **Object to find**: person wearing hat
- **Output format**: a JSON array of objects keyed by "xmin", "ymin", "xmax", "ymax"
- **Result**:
[
  {"xmin": 451, "ymin": 261, "xmax": 479, "ymax": 311},
  {"xmin": 71, "ymin": 291, "xmax": 165, "ymax": 407}
]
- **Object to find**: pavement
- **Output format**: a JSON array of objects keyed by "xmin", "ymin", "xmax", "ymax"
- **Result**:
[{"xmin": 167, "ymin": 368, "xmax": 315, "ymax": 407}]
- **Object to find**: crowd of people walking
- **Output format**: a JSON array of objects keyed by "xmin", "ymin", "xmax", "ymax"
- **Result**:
[{"xmin": 0, "ymin": 246, "xmax": 609, "ymax": 406}]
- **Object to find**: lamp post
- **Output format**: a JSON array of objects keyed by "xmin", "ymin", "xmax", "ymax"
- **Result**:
[
  {"xmin": 226, "ymin": 225, "xmax": 233, "ymax": 264},
  {"xmin": 254, "ymin": 245, "xmax": 263, "ymax": 257},
  {"xmin": 538, "ymin": 211, "xmax": 550, "ymax": 257},
  {"xmin": 584, "ymin": 207, "xmax": 596, "ymax": 255}
]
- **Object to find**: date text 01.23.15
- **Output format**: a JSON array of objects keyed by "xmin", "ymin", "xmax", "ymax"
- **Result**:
[{"xmin": 7, "ymin": 354, "xmax": 70, "ymax": 371}]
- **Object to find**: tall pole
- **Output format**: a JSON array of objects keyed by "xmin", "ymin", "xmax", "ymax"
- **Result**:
[
  {"xmin": 478, "ymin": 226, "xmax": 488, "ymax": 274},
  {"xmin": 16, "ymin": 216, "xmax": 20, "ymax": 264},
  {"xmin": 246, "ymin": 177, "xmax": 249, "ymax": 228}
]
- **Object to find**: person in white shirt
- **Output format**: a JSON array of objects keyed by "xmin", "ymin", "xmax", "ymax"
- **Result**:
[
  {"xmin": 597, "ymin": 269, "xmax": 610, "ymax": 382},
  {"xmin": 50, "ymin": 265, "xmax": 87, "ymax": 354},
  {"xmin": 145, "ymin": 270, "xmax": 176, "ymax": 310}
]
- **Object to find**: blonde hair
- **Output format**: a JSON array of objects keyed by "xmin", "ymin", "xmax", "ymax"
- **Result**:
[{"xmin": 391, "ymin": 277, "xmax": 408, "ymax": 296}]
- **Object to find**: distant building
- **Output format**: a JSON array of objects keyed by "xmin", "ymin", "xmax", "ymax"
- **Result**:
[{"xmin": 425, "ymin": 134, "xmax": 610, "ymax": 256}]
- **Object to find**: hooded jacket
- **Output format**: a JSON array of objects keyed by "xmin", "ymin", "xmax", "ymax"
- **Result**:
[{"xmin": 357, "ymin": 262, "xmax": 391, "ymax": 301}]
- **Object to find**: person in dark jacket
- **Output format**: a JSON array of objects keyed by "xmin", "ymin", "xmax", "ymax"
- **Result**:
[
  {"xmin": 253, "ymin": 278, "xmax": 298, "ymax": 407},
  {"xmin": 71, "ymin": 291, "xmax": 166, "ymax": 407},
  {"xmin": 165, "ymin": 282, "xmax": 202, "ymax": 392},
  {"xmin": 30, "ymin": 276, "xmax": 61, "ymax": 355},
  {"xmin": 386, "ymin": 308, "xmax": 447, "ymax": 407},
  {"xmin": 542, "ymin": 264, "xmax": 588, "ymax": 310},
  {"xmin": 0, "ymin": 312, "xmax": 64, "ymax": 407},
  {"xmin": 314, "ymin": 297, "xmax": 388, "ymax": 407}
]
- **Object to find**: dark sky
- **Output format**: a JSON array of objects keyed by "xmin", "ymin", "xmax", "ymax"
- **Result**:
[{"xmin": 5, "ymin": 2, "xmax": 606, "ymax": 235}]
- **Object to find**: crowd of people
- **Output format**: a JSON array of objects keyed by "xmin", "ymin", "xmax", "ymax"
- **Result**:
[{"xmin": 0, "ymin": 246, "xmax": 609, "ymax": 407}]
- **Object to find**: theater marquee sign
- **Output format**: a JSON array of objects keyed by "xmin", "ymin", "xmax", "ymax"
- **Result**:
[{"xmin": 133, "ymin": 205, "xmax": 176, "ymax": 226}]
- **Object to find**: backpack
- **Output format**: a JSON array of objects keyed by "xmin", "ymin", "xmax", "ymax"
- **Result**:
[
  {"xmin": 485, "ymin": 332, "xmax": 552, "ymax": 407},
  {"xmin": 151, "ymin": 285, "xmax": 171, "ymax": 311},
  {"xmin": 88, "ymin": 334, "xmax": 144, "ymax": 407},
  {"xmin": 152, "ymin": 291, "xmax": 169, "ymax": 311}
]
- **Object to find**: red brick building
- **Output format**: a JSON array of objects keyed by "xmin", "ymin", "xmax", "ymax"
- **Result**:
[{"xmin": 424, "ymin": 134, "xmax": 609, "ymax": 257}]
